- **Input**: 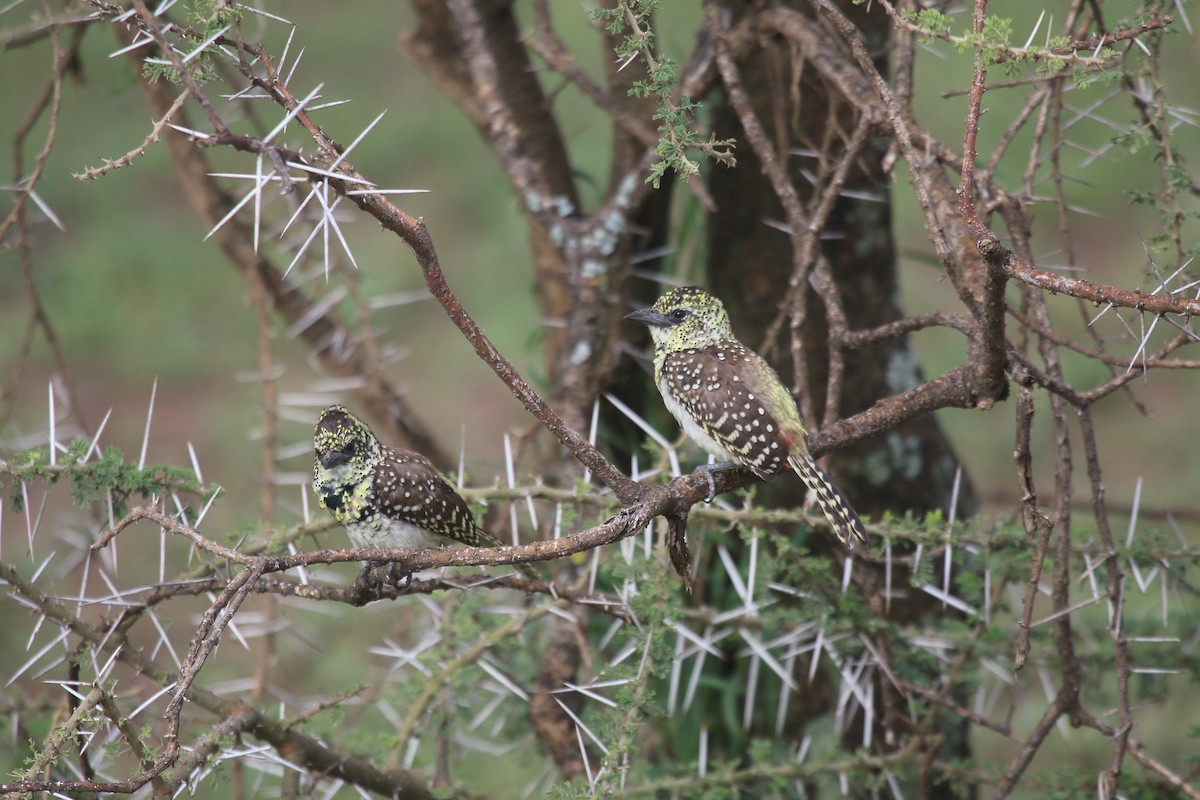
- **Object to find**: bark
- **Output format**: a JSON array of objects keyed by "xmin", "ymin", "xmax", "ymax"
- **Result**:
[{"xmin": 705, "ymin": 3, "xmax": 975, "ymax": 796}]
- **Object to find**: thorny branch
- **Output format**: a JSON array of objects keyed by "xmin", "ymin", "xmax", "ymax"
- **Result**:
[
  {"xmin": 0, "ymin": 559, "xmax": 440, "ymax": 800},
  {"xmin": 3, "ymin": 1, "xmax": 1198, "ymax": 798}
]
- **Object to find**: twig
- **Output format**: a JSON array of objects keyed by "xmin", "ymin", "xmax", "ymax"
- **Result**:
[
  {"xmin": 74, "ymin": 89, "xmax": 190, "ymax": 180},
  {"xmin": 124, "ymin": 44, "xmax": 450, "ymax": 464},
  {"xmin": 1078, "ymin": 409, "xmax": 1133, "ymax": 791},
  {"xmin": 995, "ymin": 252, "xmax": 1200, "ymax": 317},
  {"xmin": 1012, "ymin": 385, "xmax": 1053, "ymax": 672},
  {"xmin": 391, "ymin": 213, "xmax": 647, "ymax": 505},
  {"xmin": 0, "ymin": 560, "xmax": 438, "ymax": 800},
  {"xmin": 393, "ymin": 600, "xmax": 563, "ymax": 754}
]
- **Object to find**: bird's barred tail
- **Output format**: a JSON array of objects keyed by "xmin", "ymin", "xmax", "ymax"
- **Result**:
[{"xmin": 789, "ymin": 453, "xmax": 868, "ymax": 549}]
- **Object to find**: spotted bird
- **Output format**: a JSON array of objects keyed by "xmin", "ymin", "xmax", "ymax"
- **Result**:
[
  {"xmin": 312, "ymin": 405, "xmax": 536, "ymax": 577},
  {"xmin": 626, "ymin": 286, "xmax": 867, "ymax": 549}
]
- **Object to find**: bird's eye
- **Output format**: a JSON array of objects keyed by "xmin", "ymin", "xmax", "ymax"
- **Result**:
[{"xmin": 668, "ymin": 309, "xmax": 689, "ymax": 322}]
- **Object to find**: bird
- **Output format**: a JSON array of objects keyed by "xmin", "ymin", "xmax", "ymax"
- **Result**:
[
  {"xmin": 312, "ymin": 405, "xmax": 536, "ymax": 579},
  {"xmin": 625, "ymin": 286, "xmax": 868, "ymax": 549}
]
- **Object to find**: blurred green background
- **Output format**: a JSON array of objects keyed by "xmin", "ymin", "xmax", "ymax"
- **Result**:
[{"xmin": 2, "ymin": 2, "xmax": 1199, "ymax": 795}]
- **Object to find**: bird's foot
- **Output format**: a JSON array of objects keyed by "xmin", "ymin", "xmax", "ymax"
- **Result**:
[
  {"xmin": 695, "ymin": 461, "xmax": 738, "ymax": 503},
  {"xmin": 352, "ymin": 561, "xmax": 378, "ymax": 599},
  {"xmin": 351, "ymin": 561, "xmax": 414, "ymax": 602},
  {"xmin": 383, "ymin": 561, "xmax": 414, "ymax": 589}
]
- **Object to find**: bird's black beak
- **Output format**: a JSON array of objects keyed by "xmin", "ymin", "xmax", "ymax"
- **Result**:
[
  {"xmin": 319, "ymin": 450, "xmax": 350, "ymax": 470},
  {"xmin": 624, "ymin": 308, "xmax": 673, "ymax": 327}
]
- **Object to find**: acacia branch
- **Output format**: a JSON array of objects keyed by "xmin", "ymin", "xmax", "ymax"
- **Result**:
[
  {"xmin": 154, "ymin": 13, "xmax": 649, "ymax": 501},
  {"xmin": 1012, "ymin": 387, "xmax": 1047, "ymax": 673},
  {"xmin": 878, "ymin": 1, "xmax": 1172, "ymax": 67},
  {"xmin": 1078, "ymin": 409, "xmax": 1134, "ymax": 790},
  {"xmin": 991, "ymin": 244, "xmax": 1200, "ymax": 316},
  {"xmin": 74, "ymin": 89, "xmax": 190, "ymax": 181},
  {"xmin": 121, "ymin": 39, "xmax": 450, "ymax": 466},
  {"xmin": 0, "ymin": 560, "xmax": 441, "ymax": 800},
  {"xmin": 401, "ymin": 214, "xmax": 646, "ymax": 505}
]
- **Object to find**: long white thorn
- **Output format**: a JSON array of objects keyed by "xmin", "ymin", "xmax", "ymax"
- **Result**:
[
  {"xmin": 138, "ymin": 378, "xmax": 158, "ymax": 471},
  {"xmin": 47, "ymin": 382, "xmax": 56, "ymax": 466}
]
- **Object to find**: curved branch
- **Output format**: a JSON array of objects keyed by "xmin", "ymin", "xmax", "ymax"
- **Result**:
[
  {"xmin": 990, "ymin": 241, "xmax": 1200, "ymax": 316},
  {"xmin": 404, "ymin": 216, "xmax": 647, "ymax": 505},
  {"xmin": 127, "ymin": 29, "xmax": 450, "ymax": 467},
  {"xmin": 0, "ymin": 561, "xmax": 438, "ymax": 800}
]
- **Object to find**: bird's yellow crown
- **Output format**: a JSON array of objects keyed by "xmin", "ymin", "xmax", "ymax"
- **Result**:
[{"xmin": 633, "ymin": 286, "xmax": 734, "ymax": 353}]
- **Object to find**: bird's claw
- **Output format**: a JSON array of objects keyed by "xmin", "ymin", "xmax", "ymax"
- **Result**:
[
  {"xmin": 384, "ymin": 561, "xmax": 414, "ymax": 588},
  {"xmin": 352, "ymin": 562, "xmax": 378, "ymax": 597},
  {"xmin": 697, "ymin": 461, "xmax": 736, "ymax": 503},
  {"xmin": 354, "ymin": 561, "xmax": 414, "ymax": 596}
]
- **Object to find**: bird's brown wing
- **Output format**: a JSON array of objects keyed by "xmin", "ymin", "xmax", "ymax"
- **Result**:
[
  {"xmin": 371, "ymin": 449, "xmax": 499, "ymax": 548},
  {"xmin": 375, "ymin": 450, "xmax": 540, "ymax": 577},
  {"xmin": 659, "ymin": 344, "xmax": 794, "ymax": 479}
]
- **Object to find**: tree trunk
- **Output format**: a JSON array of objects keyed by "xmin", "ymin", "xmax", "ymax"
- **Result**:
[{"xmin": 706, "ymin": 3, "xmax": 975, "ymax": 796}]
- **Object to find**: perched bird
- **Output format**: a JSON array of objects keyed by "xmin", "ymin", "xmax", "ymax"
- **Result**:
[
  {"xmin": 625, "ymin": 286, "xmax": 867, "ymax": 549},
  {"xmin": 312, "ymin": 405, "xmax": 536, "ymax": 578}
]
